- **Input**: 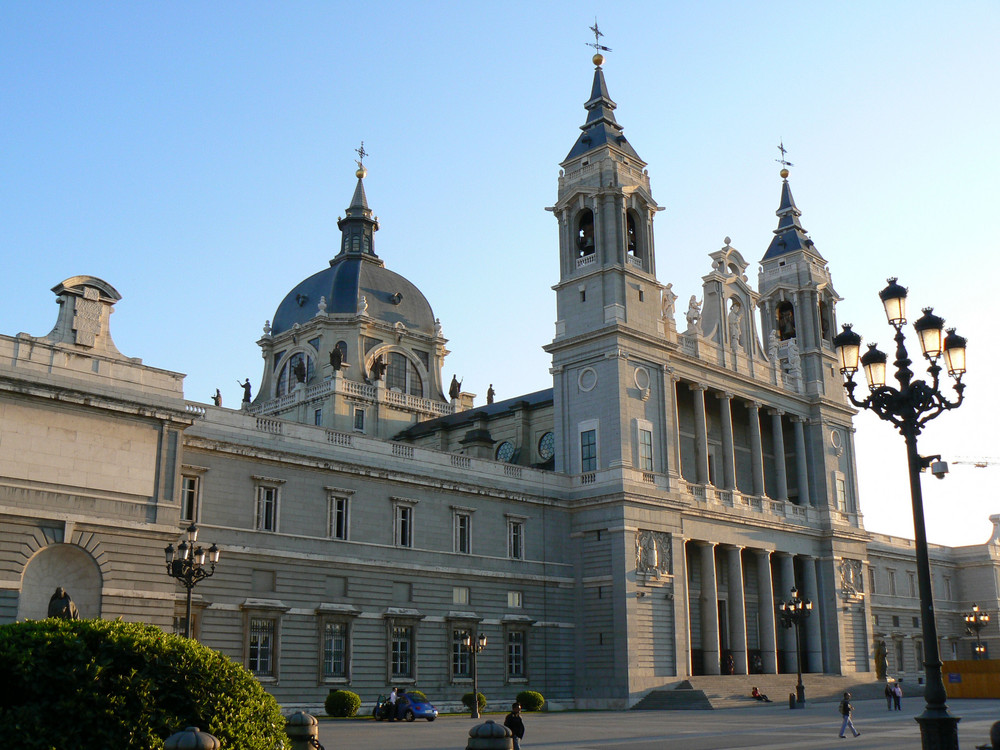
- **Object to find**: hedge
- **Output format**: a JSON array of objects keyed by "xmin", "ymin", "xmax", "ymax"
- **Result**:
[
  {"xmin": 516, "ymin": 690, "xmax": 545, "ymax": 711},
  {"xmin": 0, "ymin": 618, "xmax": 287, "ymax": 749},
  {"xmin": 462, "ymin": 691, "xmax": 487, "ymax": 711},
  {"xmin": 325, "ymin": 689, "xmax": 361, "ymax": 717}
]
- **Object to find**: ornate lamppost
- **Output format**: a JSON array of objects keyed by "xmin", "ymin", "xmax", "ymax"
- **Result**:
[
  {"xmin": 462, "ymin": 631, "xmax": 488, "ymax": 719},
  {"xmin": 964, "ymin": 604, "xmax": 990, "ymax": 659},
  {"xmin": 833, "ymin": 277, "xmax": 967, "ymax": 750},
  {"xmin": 165, "ymin": 523, "xmax": 220, "ymax": 639},
  {"xmin": 778, "ymin": 586, "xmax": 812, "ymax": 706}
]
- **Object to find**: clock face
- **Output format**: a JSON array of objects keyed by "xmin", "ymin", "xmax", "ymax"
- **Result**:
[
  {"xmin": 496, "ymin": 441, "xmax": 515, "ymax": 463},
  {"xmin": 538, "ymin": 431, "xmax": 555, "ymax": 460}
]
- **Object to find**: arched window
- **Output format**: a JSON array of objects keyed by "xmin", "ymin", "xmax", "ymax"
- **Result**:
[
  {"xmin": 776, "ymin": 301, "xmax": 796, "ymax": 341},
  {"xmin": 576, "ymin": 209, "xmax": 595, "ymax": 257},
  {"xmin": 626, "ymin": 213, "xmax": 638, "ymax": 256},
  {"xmin": 386, "ymin": 352, "xmax": 423, "ymax": 397},
  {"xmin": 276, "ymin": 352, "xmax": 315, "ymax": 396},
  {"xmin": 819, "ymin": 301, "xmax": 832, "ymax": 342}
]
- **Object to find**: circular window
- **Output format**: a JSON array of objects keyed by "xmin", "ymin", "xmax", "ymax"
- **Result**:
[
  {"xmin": 495, "ymin": 441, "xmax": 515, "ymax": 463},
  {"xmin": 538, "ymin": 431, "xmax": 555, "ymax": 461}
]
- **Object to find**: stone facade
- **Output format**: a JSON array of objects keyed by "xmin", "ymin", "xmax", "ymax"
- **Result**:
[{"xmin": 1, "ymin": 62, "xmax": 998, "ymax": 714}]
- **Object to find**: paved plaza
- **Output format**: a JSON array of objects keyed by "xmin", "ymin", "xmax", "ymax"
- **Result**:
[{"xmin": 316, "ymin": 699, "xmax": 1000, "ymax": 750}]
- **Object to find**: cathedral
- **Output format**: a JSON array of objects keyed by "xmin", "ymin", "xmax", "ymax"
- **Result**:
[{"xmin": 1, "ymin": 52, "xmax": 996, "ymax": 711}]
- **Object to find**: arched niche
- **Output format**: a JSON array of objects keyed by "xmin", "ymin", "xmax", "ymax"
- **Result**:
[
  {"xmin": 576, "ymin": 209, "xmax": 595, "ymax": 257},
  {"xmin": 19, "ymin": 543, "xmax": 103, "ymax": 620},
  {"xmin": 776, "ymin": 300, "xmax": 796, "ymax": 341}
]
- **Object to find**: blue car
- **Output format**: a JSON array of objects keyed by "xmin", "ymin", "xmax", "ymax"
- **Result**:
[{"xmin": 373, "ymin": 692, "xmax": 438, "ymax": 722}]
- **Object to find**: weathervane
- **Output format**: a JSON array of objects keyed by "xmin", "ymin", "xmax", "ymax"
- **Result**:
[
  {"xmin": 355, "ymin": 141, "xmax": 368, "ymax": 170},
  {"xmin": 775, "ymin": 140, "xmax": 794, "ymax": 170},
  {"xmin": 586, "ymin": 20, "xmax": 611, "ymax": 54}
]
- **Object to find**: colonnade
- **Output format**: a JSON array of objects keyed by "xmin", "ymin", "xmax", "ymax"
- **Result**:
[
  {"xmin": 685, "ymin": 541, "xmax": 823, "ymax": 676},
  {"xmin": 683, "ymin": 382, "xmax": 810, "ymax": 506}
]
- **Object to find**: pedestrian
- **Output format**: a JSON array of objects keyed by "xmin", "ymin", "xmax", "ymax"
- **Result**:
[
  {"xmin": 838, "ymin": 692, "xmax": 861, "ymax": 738},
  {"xmin": 504, "ymin": 702, "xmax": 525, "ymax": 750},
  {"xmin": 892, "ymin": 682, "xmax": 902, "ymax": 711},
  {"xmin": 885, "ymin": 681, "xmax": 893, "ymax": 710}
]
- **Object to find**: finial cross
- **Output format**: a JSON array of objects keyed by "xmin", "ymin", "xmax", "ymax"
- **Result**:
[
  {"xmin": 355, "ymin": 141, "xmax": 368, "ymax": 169},
  {"xmin": 776, "ymin": 140, "xmax": 794, "ymax": 169},
  {"xmin": 586, "ymin": 20, "xmax": 611, "ymax": 53}
]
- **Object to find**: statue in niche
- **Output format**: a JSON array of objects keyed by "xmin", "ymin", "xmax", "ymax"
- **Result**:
[
  {"xmin": 487, "ymin": 384, "xmax": 495, "ymax": 405},
  {"xmin": 661, "ymin": 283, "xmax": 677, "ymax": 320},
  {"xmin": 635, "ymin": 530, "xmax": 672, "ymax": 577},
  {"xmin": 47, "ymin": 587, "xmax": 80, "ymax": 620},
  {"xmin": 293, "ymin": 359, "xmax": 306, "ymax": 384},
  {"xmin": 786, "ymin": 339, "xmax": 802, "ymax": 379},
  {"xmin": 371, "ymin": 355, "xmax": 387, "ymax": 381},
  {"xmin": 329, "ymin": 346, "xmax": 343, "ymax": 371},
  {"xmin": 448, "ymin": 374, "xmax": 461, "ymax": 400},
  {"xmin": 728, "ymin": 302, "xmax": 743, "ymax": 346},
  {"xmin": 874, "ymin": 640, "xmax": 888, "ymax": 680},
  {"xmin": 685, "ymin": 296, "xmax": 703, "ymax": 333}
]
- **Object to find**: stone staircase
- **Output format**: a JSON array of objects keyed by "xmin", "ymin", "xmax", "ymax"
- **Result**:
[{"xmin": 632, "ymin": 674, "xmax": 905, "ymax": 710}]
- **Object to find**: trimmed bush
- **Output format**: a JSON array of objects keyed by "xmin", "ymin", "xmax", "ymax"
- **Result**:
[
  {"xmin": 462, "ymin": 691, "xmax": 487, "ymax": 711},
  {"xmin": 0, "ymin": 618, "xmax": 287, "ymax": 750},
  {"xmin": 516, "ymin": 690, "xmax": 545, "ymax": 711},
  {"xmin": 325, "ymin": 689, "xmax": 361, "ymax": 717}
]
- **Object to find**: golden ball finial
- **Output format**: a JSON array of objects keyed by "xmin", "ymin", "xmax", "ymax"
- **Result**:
[
  {"xmin": 780, "ymin": 168, "xmax": 789, "ymax": 179},
  {"xmin": 356, "ymin": 166, "xmax": 367, "ymax": 179},
  {"xmin": 593, "ymin": 52, "xmax": 604, "ymax": 67}
]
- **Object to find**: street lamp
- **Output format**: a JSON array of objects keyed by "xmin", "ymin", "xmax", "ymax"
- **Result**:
[
  {"xmin": 164, "ymin": 523, "xmax": 220, "ymax": 639},
  {"xmin": 777, "ymin": 586, "xmax": 812, "ymax": 706},
  {"xmin": 462, "ymin": 630, "xmax": 488, "ymax": 719},
  {"xmin": 964, "ymin": 604, "xmax": 990, "ymax": 659},
  {"xmin": 833, "ymin": 278, "xmax": 966, "ymax": 750}
]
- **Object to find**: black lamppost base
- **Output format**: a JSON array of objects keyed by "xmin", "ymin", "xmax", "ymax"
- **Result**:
[
  {"xmin": 795, "ymin": 683, "xmax": 805, "ymax": 705},
  {"xmin": 915, "ymin": 714, "xmax": 960, "ymax": 750}
]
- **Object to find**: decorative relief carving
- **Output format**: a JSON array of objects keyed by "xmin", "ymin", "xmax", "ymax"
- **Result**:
[
  {"xmin": 635, "ymin": 530, "xmax": 672, "ymax": 577},
  {"xmin": 840, "ymin": 558, "xmax": 863, "ymax": 597}
]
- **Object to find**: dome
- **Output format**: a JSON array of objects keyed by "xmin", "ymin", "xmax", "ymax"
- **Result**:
[{"xmin": 270, "ymin": 255, "xmax": 437, "ymax": 336}]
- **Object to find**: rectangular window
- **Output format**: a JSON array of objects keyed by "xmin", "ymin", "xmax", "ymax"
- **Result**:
[
  {"xmin": 869, "ymin": 568, "xmax": 877, "ymax": 595},
  {"xmin": 353, "ymin": 407, "xmax": 365, "ymax": 432},
  {"xmin": 873, "ymin": 614, "xmax": 880, "ymax": 627},
  {"xmin": 452, "ymin": 629, "xmax": 471, "ymax": 679},
  {"xmin": 454, "ymin": 512, "xmax": 471, "ymax": 554},
  {"xmin": 391, "ymin": 625, "xmax": 413, "ymax": 679},
  {"xmin": 915, "ymin": 640, "xmax": 923, "ymax": 668},
  {"xmin": 181, "ymin": 475, "xmax": 199, "ymax": 522},
  {"xmin": 453, "ymin": 586, "xmax": 470, "ymax": 605},
  {"xmin": 508, "ymin": 519, "xmax": 525, "ymax": 560},
  {"xmin": 639, "ymin": 429, "xmax": 653, "ymax": 472},
  {"xmin": 945, "ymin": 576, "xmax": 952, "ymax": 600},
  {"xmin": 835, "ymin": 477, "xmax": 847, "ymax": 512},
  {"xmin": 580, "ymin": 429, "xmax": 597, "ymax": 472},
  {"xmin": 314, "ymin": 408, "xmax": 323, "ymax": 426},
  {"xmin": 256, "ymin": 486, "xmax": 278, "ymax": 531},
  {"xmin": 507, "ymin": 630, "xmax": 525, "ymax": 679},
  {"xmin": 908, "ymin": 572, "xmax": 916, "ymax": 597},
  {"xmin": 507, "ymin": 590, "xmax": 523, "ymax": 608},
  {"xmin": 322, "ymin": 622, "xmax": 347, "ymax": 678},
  {"xmin": 892, "ymin": 615, "xmax": 900, "ymax": 627},
  {"xmin": 912, "ymin": 616, "xmax": 920, "ymax": 628},
  {"xmin": 248, "ymin": 618, "xmax": 275, "ymax": 676},
  {"xmin": 395, "ymin": 505, "xmax": 413, "ymax": 548},
  {"xmin": 329, "ymin": 496, "xmax": 349, "ymax": 540},
  {"xmin": 888, "ymin": 570, "xmax": 897, "ymax": 596}
]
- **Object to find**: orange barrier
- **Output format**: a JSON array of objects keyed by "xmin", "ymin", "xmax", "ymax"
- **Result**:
[{"xmin": 941, "ymin": 660, "xmax": 1000, "ymax": 699}]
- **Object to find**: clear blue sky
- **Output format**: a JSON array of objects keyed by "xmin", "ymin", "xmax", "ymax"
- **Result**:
[{"xmin": 2, "ymin": 2, "xmax": 997, "ymax": 546}]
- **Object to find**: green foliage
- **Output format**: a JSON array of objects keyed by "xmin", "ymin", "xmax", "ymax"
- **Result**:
[
  {"xmin": 462, "ymin": 691, "xmax": 487, "ymax": 711},
  {"xmin": 405, "ymin": 689, "xmax": 426, "ymax": 701},
  {"xmin": 516, "ymin": 690, "xmax": 545, "ymax": 711},
  {"xmin": 0, "ymin": 618, "xmax": 287, "ymax": 750},
  {"xmin": 324, "ymin": 689, "xmax": 361, "ymax": 717}
]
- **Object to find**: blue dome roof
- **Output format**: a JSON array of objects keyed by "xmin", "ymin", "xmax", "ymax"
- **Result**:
[{"xmin": 270, "ymin": 255, "xmax": 436, "ymax": 336}]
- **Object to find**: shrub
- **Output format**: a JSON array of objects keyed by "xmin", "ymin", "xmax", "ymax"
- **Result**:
[
  {"xmin": 516, "ymin": 690, "xmax": 545, "ymax": 711},
  {"xmin": 325, "ymin": 689, "xmax": 361, "ymax": 717},
  {"xmin": 462, "ymin": 691, "xmax": 487, "ymax": 711},
  {"xmin": 0, "ymin": 618, "xmax": 287, "ymax": 750}
]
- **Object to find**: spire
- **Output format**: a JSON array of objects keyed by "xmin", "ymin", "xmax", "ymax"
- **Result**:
[
  {"xmin": 762, "ymin": 161, "xmax": 823, "ymax": 262},
  {"xmin": 564, "ymin": 36, "xmax": 642, "ymax": 163},
  {"xmin": 334, "ymin": 143, "xmax": 380, "ymax": 262}
]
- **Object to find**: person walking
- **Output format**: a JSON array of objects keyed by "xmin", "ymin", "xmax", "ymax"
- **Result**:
[
  {"xmin": 504, "ymin": 702, "xmax": 525, "ymax": 750},
  {"xmin": 838, "ymin": 692, "xmax": 861, "ymax": 738},
  {"xmin": 885, "ymin": 682, "xmax": 894, "ymax": 710},
  {"xmin": 892, "ymin": 682, "xmax": 903, "ymax": 711}
]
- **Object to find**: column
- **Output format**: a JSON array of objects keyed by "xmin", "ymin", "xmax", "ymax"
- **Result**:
[
  {"xmin": 802, "ymin": 556, "xmax": 823, "ymax": 672},
  {"xmin": 667, "ymin": 373, "xmax": 682, "ymax": 480},
  {"xmin": 770, "ymin": 410, "xmax": 788, "ymax": 501},
  {"xmin": 778, "ymin": 553, "xmax": 797, "ymax": 673},
  {"xmin": 691, "ymin": 385, "xmax": 710, "ymax": 485},
  {"xmin": 792, "ymin": 416, "xmax": 811, "ymax": 506},
  {"xmin": 747, "ymin": 402, "xmax": 765, "ymax": 497},
  {"xmin": 699, "ymin": 542, "xmax": 721, "ymax": 675},
  {"xmin": 726, "ymin": 546, "xmax": 748, "ymax": 674},
  {"xmin": 676, "ymin": 537, "xmax": 691, "ymax": 677},
  {"xmin": 718, "ymin": 392, "xmax": 736, "ymax": 490},
  {"xmin": 755, "ymin": 549, "xmax": 778, "ymax": 674}
]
